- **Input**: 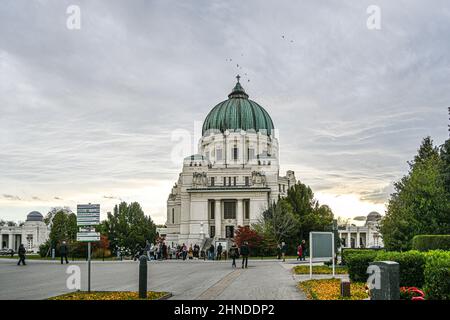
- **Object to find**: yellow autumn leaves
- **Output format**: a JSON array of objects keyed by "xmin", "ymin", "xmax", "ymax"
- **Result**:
[
  {"xmin": 49, "ymin": 291, "xmax": 169, "ymax": 300},
  {"xmin": 298, "ymin": 279, "xmax": 368, "ymax": 300}
]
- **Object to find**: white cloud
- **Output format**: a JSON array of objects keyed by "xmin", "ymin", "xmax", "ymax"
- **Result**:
[{"xmin": 0, "ymin": 1, "xmax": 449, "ymax": 223}]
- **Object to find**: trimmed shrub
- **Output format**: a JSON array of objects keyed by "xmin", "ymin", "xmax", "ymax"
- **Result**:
[
  {"xmin": 346, "ymin": 251, "xmax": 378, "ymax": 282},
  {"xmin": 412, "ymin": 235, "xmax": 450, "ymax": 252},
  {"xmin": 375, "ymin": 250, "xmax": 426, "ymax": 287},
  {"xmin": 423, "ymin": 250, "xmax": 450, "ymax": 300},
  {"xmin": 341, "ymin": 249, "xmax": 382, "ymax": 265}
]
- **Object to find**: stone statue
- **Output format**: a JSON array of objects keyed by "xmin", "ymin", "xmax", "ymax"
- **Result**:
[
  {"xmin": 251, "ymin": 171, "xmax": 266, "ymax": 187},
  {"xmin": 193, "ymin": 172, "xmax": 208, "ymax": 187}
]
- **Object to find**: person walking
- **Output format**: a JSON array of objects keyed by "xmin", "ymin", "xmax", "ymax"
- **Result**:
[
  {"xmin": 60, "ymin": 241, "xmax": 69, "ymax": 264},
  {"xmin": 301, "ymin": 240, "xmax": 307, "ymax": 261},
  {"xmin": 240, "ymin": 241, "xmax": 249, "ymax": 269},
  {"xmin": 193, "ymin": 244, "xmax": 199, "ymax": 259},
  {"xmin": 208, "ymin": 243, "xmax": 215, "ymax": 260},
  {"xmin": 188, "ymin": 244, "xmax": 193, "ymax": 260},
  {"xmin": 182, "ymin": 243, "xmax": 187, "ymax": 260},
  {"xmin": 297, "ymin": 243, "xmax": 303, "ymax": 261},
  {"xmin": 229, "ymin": 243, "xmax": 239, "ymax": 268},
  {"xmin": 145, "ymin": 240, "xmax": 151, "ymax": 261},
  {"xmin": 276, "ymin": 244, "xmax": 281, "ymax": 260},
  {"xmin": 162, "ymin": 242, "xmax": 168, "ymax": 260},
  {"xmin": 216, "ymin": 243, "xmax": 223, "ymax": 261},
  {"xmin": 17, "ymin": 244, "xmax": 26, "ymax": 266},
  {"xmin": 281, "ymin": 241, "xmax": 287, "ymax": 262}
]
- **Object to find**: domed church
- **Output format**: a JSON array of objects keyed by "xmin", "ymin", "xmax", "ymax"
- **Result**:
[{"xmin": 166, "ymin": 76, "xmax": 296, "ymax": 247}]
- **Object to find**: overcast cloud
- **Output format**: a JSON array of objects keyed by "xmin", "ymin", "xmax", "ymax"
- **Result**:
[{"xmin": 1, "ymin": 0, "xmax": 449, "ymax": 224}]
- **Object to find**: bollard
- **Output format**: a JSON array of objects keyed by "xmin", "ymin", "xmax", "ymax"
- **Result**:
[
  {"xmin": 139, "ymin": 255, "xmax": 148, "ymax": 299},
  {"xmin": 340, "ymin": 280, "xmax": 351, "ymax": 298},
  {"xmin": 369, "ymin": 261, "xmax": 400, "ymax": 300}
]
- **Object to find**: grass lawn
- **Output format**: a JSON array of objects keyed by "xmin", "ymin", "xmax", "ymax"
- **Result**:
[
  {"xmin": 48, "ymin": 291, "xmax": 170, "ymax": 300},
  {"xmin": 293, "ymin": 265, "xmax": 348, "ymax": 275},
  {"xmin": 298, "ymin": 279, "xmax": 368, "ymax": 300}
]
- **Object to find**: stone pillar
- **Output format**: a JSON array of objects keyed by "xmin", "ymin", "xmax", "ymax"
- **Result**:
[
  {"xmin": 215, "ymin": 200, "xmax": 221, "ymax": 238},
  {"xmin": 369, "ymin": 261, "xmax": 400, "ymax": 300},
  {"xmin": 8, "ymin": 233, "xmax": 14, "ymax": 250},
  {"xmin": 347, "ymin": 232, "xmax": 351, "ymax": 248},
  {"xmin": 356, "ymin": 230, "xmax": 360, "ymax": 248},
  {"xmin": 237, "ymin": 199, "xmax": 244, "ymax": 227}
]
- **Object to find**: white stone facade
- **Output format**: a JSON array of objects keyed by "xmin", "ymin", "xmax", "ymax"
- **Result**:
[
  {"xmin": 0, "ymin": 211, "xmax": 49, "ymax": 253},
  {"xmin": 165, "ymin": 82, "xmax": 296, "ymax": 247},
  {"xmin": 338, "ymin": 212, "xmax": 384, "ymax": 249}
]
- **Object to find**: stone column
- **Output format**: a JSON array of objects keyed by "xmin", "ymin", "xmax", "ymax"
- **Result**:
[
  {"xmin": 347, "ymin": 232, "xmax": 351, "ymax": 248},
  {"xmin": 215, "ymin": 200, "xmax": 221, "ymax": 238},
  {"xmin": 237, "ymin": 199, "xmax": 244, "ymax": 227},
  {"xmin": 8, "ymin": 233, "xmax": 14, "ymax": 250},
  {"xmin": 356, "ymin": 230, "xmax": 360, "ymax": 248}
]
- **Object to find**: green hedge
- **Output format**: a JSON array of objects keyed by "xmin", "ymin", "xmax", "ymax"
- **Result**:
[
  {"xmin": 412, "ymin": 235, "xmax": 450, "ymax": 252},
  {"xmin": 423, "ymin": 250, "xmax": 450, "ymax": 300},
  {"xmin": 341, "ymin": 249, "xmax": 381, "ymax": 265},
  {"xmin": 346, "ymin": 251, "xmax": 379, "ymax": 282},
  {"xmin": 375, "ymin": 250, "xmax": 426, "ymax": 287}
]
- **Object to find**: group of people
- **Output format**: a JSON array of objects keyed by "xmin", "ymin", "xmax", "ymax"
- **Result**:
[
  {"xmin": 276, "ymin": 240, "xmax": 307, "ymax": 262},
  {"xmin": 16, "ymin": 240, "xmax": 70, "ymax": 266},
  {"xmin": 135, "ymin": 240, "xmax": 251, "ymax": 269}
]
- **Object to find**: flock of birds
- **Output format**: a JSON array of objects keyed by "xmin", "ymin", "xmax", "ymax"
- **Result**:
[{"xmin": 225, "ymin": 35, "xmax": 295, "ymax": 83}]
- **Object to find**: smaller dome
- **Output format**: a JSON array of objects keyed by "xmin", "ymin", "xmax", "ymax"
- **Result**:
[
  {"xmin": 367, "ymin": 211, "xmax": 381, "ymax": 222},
  {"xmin": 26, "ymin": 211, "xmax": 43, "ymax": 222}
]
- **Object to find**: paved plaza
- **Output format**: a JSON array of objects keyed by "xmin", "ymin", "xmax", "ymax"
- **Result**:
[{"xmin": 0, "ymin": 258, "xmax": 306, "ymax": 300}]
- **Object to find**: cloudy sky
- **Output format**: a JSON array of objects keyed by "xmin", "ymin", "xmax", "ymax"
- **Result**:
[{"xmin": 1, "ymin": 0, "xmax": 449, "ymax": 224}]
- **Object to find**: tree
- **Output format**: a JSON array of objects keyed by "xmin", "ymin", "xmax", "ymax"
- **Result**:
[
  {"xmin": 439, "ymin": 138, "xmax": 450, "ymax": 194},
  {"xmin": 233, "ymin": 226, "xmax": 263, "ymax": 251},
  {"xmin": 103, "ymin": 201, "xmax": 157, "ymax": 254},
  {"xmin": 254, "ymin": 199, "xmax": 297, "ymax": 245},
  {"xmin": 285, "ymin": 181, "xmax": 334, "ymax": 242},
  {"xmin": 380, "ymin": 137, "xmax": 450, "ymax": 251},
  {"xmin": 48, "ymin": 209, "xmax": 78, "ymax": 247},
  {"xmin": 44, "ymin": 207, "xmax": 73, "ymax": 226}
]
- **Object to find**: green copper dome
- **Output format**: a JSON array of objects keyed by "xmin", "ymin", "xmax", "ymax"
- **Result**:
[{"xmin": 202, "ymin": 77, "xmax": 274, "ymax": 136}]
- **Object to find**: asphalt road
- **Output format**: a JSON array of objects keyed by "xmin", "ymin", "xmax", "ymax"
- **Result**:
[{"xmin": 0, "ymin": 258, "xmax": 306, "ymax": 300}]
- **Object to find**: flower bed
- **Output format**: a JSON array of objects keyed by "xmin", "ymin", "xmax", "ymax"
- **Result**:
[
  {"xmin": 298, "ymin": 279, "xmax": 368, "ymax": 300},
  {"xmin": 48, "ymin": 291, "xmax": 171, "ymax": 300},
  {"xmin": 293, "ymin": 265, "xmax": 348, "ymax": 275}
]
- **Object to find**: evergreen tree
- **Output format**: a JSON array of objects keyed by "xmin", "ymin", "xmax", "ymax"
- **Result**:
[
  {"xmin": 380, "ymin": 137, "xmax": 450, "ymax": 251},
  {"xmin": 104, "ymin": 201, "xmax": 157, "ymax": 254}
]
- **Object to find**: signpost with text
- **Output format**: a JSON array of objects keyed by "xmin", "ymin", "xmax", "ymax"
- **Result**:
[{"xmin": 77, "ymin": 203, "xmax": 100, "ymax": 292}]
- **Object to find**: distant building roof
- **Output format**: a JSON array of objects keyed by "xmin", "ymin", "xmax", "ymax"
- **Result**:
[{"xmin": 26, "ymin": 211, "xmax": 43, "ymax": 222}]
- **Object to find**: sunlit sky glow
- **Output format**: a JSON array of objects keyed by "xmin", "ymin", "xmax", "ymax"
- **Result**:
[{"xmin": 1, "ymin": 0, "xmax": 449, "ymax": 224}]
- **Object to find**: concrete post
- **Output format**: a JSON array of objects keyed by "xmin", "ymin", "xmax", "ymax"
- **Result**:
[
  {"xmin": 369, "ymin": 261, "xmax": 400, "ymax": 300},
  {"xmin": 139, "ymin": 255, "xmax": 148, "ymax": 299}
]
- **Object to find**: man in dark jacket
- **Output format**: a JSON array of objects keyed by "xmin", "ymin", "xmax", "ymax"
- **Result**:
[
  {"xmin": 301, "ymin": 240, "xmax": 306, "ymax": 261},
  {"xmin": 60, "ymin": 241, "xmax": 69, "ymax": 264},
  {"xmin": 17, "ymin": 244, "xmax": 26, "ymax": 266},
  {"xmin": 217, "ymin": 243, "xmax": 223, "ymax": 260},
  {"xmin": 240, "ymin": 241, "xmax": 250, "ymax": 268},
  {"xmin": 208, "ymin": 244, "xmax": 215, "ymax": 260},
  {"xmin": 229, "ymin": 243, "xmax": 239, "ymax": 268}
]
